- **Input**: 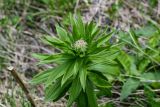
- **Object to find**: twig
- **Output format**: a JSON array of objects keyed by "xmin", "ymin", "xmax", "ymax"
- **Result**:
[{"xmin": 7, "ymin": 66, "xmax": 36, "ymax": 107}]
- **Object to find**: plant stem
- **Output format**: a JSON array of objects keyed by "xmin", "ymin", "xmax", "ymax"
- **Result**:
[{"xmin": 7, "ymin": 66, "xmax": 36, "ymax": 107}]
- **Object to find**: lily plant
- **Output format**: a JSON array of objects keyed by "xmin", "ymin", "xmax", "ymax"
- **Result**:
[{"xmin": 31, "ymin": 15, "xmax": 120, "ymax": 107}]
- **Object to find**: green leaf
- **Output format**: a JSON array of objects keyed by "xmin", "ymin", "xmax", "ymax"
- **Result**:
[
  {"xmin": 97, "ymin": 31, "xmax": 114, "ymax": 47},
  {"xmin": 120, "ymin": 78, "xmax": 140, "ymax": 101},
  {"xmin": 46, "ymin": 61, "xmax": 73, "ymax": 86},
  {"xmin": 42, "ymin": 35, "xmax": 69, "ymax": 51},
  {"xmin": 30, "ymin": 68, "xmax": 54, "ymax": 85},
  {"xmin": 90, "ymin": 22, "xmax": 99, "ymax": 36},
  {"xmin": 86, "ymin": 22, "xmax": 99, "ymax": 42},
  {"xmin": 148, "ymin": 34, "xmax": 160, "ymax": 48},
  {"xmin": 89, "ymin": 48, "xmax": 119, "ymax": 60},
  {"xmin": 90, "ymin": 59, "xmax": 117, "ymax": 66},
  {"xmin": 76, "ymin": 15, "xmax": 85, "ymax": 38},
  {"xmin": 138, "ymin": 59, "xmax": 150, "ymax": 72},
  {"xmin": 140, "ymin": 72, "xmax": 160, "ymax": 83},
  {"xmin": 77, "ymin": 91, "xmax": 88, "ymax": 107},
  {"xmin": 135, "ymin": 25, "xmax": 157, "ymax": 37},
  {"xmin": 117, "ymin": 51, "xmax": 131, "ymax": 74},
  {"xmin": 34, "ymin": 53, "xmax": 63, "ymax": 64},
  {"xmin": 86, "ymin": 80, "xmax": 98, "ymax": 107},
  {"xmin": 45, "ymin": 79, "xmax": 71, "ymax": 101},
  {"xmin": 69, "ymin": 14, "xmax": 80, "ymax": 40},
  {"xmin": 67, "ymin": 78, "xmax": 82, "ymax": 107},
  {"xmin": 38, "ymin": 54, "xmax": 72, "ymax": 64},
  {"xmin": 129, "ymin": 30, "xmax": 140, "ymax": 48},
  {"xmin": 56, "ymin": 25, "xmax": 71, "ymax": 43},
  {"xmin": 32, "ymin": 53, "xmax": 51, "ymax": 60},
  {"xmin": 88, "ymin": 72, "xmax": 111, "ymax": 88},
  {"xmin": 79, "ymin": 66, "xmax": 87, "ymax": 91},
  {"xmin": 96, "ymin": 87, "xmax": 112, "ymax": 97},
  {"xmin": 61, "ymin": 60, "xmax": 79, "ymax": 86},
  {"xmin": 117, "ymin": 51, "xmax": 139, "ymax": 75},
  {"xmin": 88, "ymin": 63, "xmax": 120, "ymax": 76},
  {"xmin": 86, "ymin": 22, "xmax": 100, "ymax": 43}
]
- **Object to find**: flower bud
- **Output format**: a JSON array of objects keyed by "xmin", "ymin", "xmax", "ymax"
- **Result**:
[{"xmin": 74, "ymin": 39, "xmax": 88, "ymax": 52}]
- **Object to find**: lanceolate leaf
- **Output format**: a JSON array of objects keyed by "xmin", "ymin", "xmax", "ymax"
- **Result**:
[
  {"xmin": 32, "ymin": 53, "xmax": 51, "ymax": 60},
  {"xmin": 46, "ymin": 61, "xmax": 73, "ymax": 86},
  {"xmin": 85, "ymin": 22, "xmax": 99, "ymax": 42},
  {"xmin": 61, "ymin": 60, "xmax": 79, "ymax": 86},
  {"xmin": 86, "ymin": 80, "xmax": 98, "ymax": 107},
  {"xmin": 90, "ymin": 59, "xmax": 117, "ymax": 66},
  {"xmin": 88, "ymin": 72, "xmax": 111, "ymax": 88},
  {"xmin": 69, "ymin": 14, "xmax": 80, "ymax": 40},
  {"xmin": 45, "ymin": 79, "xmax": 71, "ymax": 101},
  {"xmin": 38, "ymin": 53, "xmax": 73, "ymax": 64},
  {"xmin": 88, "ymin": 63, "xmax": 120, "ymax": 76},
  {"xmin": 129, "ymin": 30, "xmax": 140, "ymax": 48},
  {"xmin": 89, "ymin": 48, "xmax": 119, "ymax": 59},
  {"xmin": 76, "ymin": 15, "xmax": 85, "ymax": 38},
  {"xmin": 91, "ymin": 23, "xmax": 99, "ymax": 37},
  {"xmin": 56, "ymin": 25, "xmax": 71, "ymax": 43},
  {"xmin": 120, "ymin": 78, "xmax": 140, "ymax": 101},
  {"xmin": 97, "ymin": 31, "xmax": 114, "ymax": 47},
  {"xmin": 140, "ymin": 72, "xmax": 160, "ymax": 83},
  {"xmin": 89, "ymin": 25, "xmax": 100, "ymax": 45},
  {"xmin": 67, "ymin": 78, "xmax": 82, "ymax": 107},
  {"xmin": 117, "ymin": 51, "xmax": 139, "ymax": 75},
  {"xmin": 42, "ymin": 35, "xmax": 69, "ymax": 50},
  {"xmin": 79, "ymin": 66, "xmax": 87, "ymax": 91},
  {"xmin": 36, "ymin": 53, "xmax": 63, "ymax": 64},
  {"xmin": 31, "ymin": 68, "xmax": 54, "ymax": 85}
]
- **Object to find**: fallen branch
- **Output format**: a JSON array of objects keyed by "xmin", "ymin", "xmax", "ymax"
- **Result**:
[{"xmin": 7, "ymin": 66, "xmax": 36, "ymax": 107}]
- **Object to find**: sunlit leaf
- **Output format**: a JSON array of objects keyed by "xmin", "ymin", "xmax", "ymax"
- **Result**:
[
  {"xmin": 86, "ymin": 80, "xmax": 98, "ymax": 107},
  {"xmin": 79, "ymin": 66, "xmax": 87, "ymax": 90},
  {"xmin": 67, "ymin": 78, "xmax": 82, "ymax": 107},
  {"xmin": 31, "ymin": 68, "xmax": 54, "ymax": 85}
]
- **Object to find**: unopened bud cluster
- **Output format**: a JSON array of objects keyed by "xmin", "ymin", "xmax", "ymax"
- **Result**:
[{"xmin": 74, "ymin": 39, "xmax": 88, "ymax": 52}]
